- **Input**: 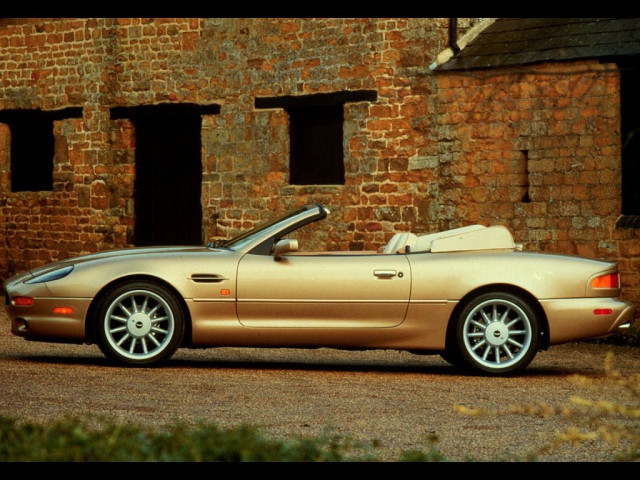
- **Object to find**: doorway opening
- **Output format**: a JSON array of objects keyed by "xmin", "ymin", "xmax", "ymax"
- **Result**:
[{"xmin": 111, "ymin": 103, "xmax": 220, "ymax": 246}]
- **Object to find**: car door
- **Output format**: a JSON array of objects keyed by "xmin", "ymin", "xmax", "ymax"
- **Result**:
[{"xmin": 236, "ymin": 252, "xmax": 411, "ymax": 327}]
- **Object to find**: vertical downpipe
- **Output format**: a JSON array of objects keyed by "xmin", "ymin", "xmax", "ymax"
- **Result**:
[{"xmin": 449, "ymin": 18, "xmax": 461, "ymax": 55}]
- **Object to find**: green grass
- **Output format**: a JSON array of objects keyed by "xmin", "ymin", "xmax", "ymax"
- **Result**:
[{"xmin": 0, "ymin": 414, "xmax": 442, "ymax": 462}]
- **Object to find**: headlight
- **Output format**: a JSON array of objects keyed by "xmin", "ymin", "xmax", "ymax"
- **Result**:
[{"xmin": 25, "ymin": 265, "xmax": 74, "ymax": 284}]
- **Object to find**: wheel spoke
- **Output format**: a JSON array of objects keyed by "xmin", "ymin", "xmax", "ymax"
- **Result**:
[
  {"xmin": 492, "ymin": 346, "xmax": 501, "ymax": 362},
  {"xmin": 480, "ymin": 346, "xmax": 490, "ymax": 360},
  {"xmin": 502, "ymin": 345, "xmax": 515, "ymax": 360},
  {"xmin": 507, "ymin": 338, "xmax": 524, "ymax": 348},
  {"xmin": 141, "ymin": 296, "xmax": 149, "ymax": 313},
  {"xmin": 128, "ymin": 337, "xmax": 138, "ymax": 354},
  {"xmin": 116, "ymin": 332, "xmax": 131, "ymax": 347},
  {"xmin": 505, "ymin": 317, "xmax": 521, "ymax": 329}
]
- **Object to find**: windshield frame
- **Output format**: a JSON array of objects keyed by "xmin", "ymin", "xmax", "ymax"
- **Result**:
[{"xmin": 217, "ymin": 204, "xmax": 329, "ymax": 254}]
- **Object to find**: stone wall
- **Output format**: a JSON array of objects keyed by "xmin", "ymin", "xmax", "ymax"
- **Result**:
[
  {"xmin": 0, "ymin": 17, "xmax": 449, "ymax": 269},
  {"xmin": 434, "ymin": 61, "xmax": 640, "ymax": 307},
  {"xmin": 0, "ymin": 18, "xmax": 638, "ymax": 318}
]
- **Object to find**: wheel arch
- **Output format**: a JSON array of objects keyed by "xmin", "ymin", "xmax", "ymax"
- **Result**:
[
  {"xmin": 445, "ymin": 283, "xmax": 550, "ymax": 352},
  {"xmin": 84, "ymin": 274, "xmax": 193, "ymax": 346}
]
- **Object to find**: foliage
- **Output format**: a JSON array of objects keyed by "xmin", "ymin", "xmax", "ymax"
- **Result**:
[
  {"xmin": 454, "ymin": 352, "xmax": 640, "ymax": 461},
  {"xmin": 0, "ymin": 415, "xmax": 440, "ymax": 462},
  {"xmin": 2, "ymin": 349, "xmax": 638, "ymax": 462}
]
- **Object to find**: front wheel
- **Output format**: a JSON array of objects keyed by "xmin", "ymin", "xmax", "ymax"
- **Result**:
[
  {"xmin": 94, "ymin": 281, "xmax": 185, "ymax": 366},
  {"xmin": 452, "ymin": 292, "xmax": 539, "ymax": 376}
]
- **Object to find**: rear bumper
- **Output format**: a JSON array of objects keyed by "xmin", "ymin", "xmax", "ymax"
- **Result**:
[{"xmin": 541, "ymin": 297, "xmax": 635, "ymax": 344}]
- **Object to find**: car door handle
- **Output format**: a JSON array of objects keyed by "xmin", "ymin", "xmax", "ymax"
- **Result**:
[{"xmin": 374, "ymin": 269, "xmax": 397, "ymax": 278}]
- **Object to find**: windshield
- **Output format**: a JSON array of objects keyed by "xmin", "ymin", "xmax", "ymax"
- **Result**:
[{"xmin": 220, "ymin": 206, "xmax": 312, "ymax": 251}]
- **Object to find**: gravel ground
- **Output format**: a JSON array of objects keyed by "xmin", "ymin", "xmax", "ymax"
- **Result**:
[{"xmin": 1, "ymin": 300, "xmax": 639, "ymax": 463}]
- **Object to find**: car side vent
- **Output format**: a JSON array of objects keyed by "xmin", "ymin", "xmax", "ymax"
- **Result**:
[{"xmin": 190, "ymin": 274, "xmax": 227, "ymax": 283}]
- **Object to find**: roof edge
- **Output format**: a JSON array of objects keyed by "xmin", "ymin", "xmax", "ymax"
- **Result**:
[{"xmin": 430, "ymin": 18, "xmax": 497, "ymax": 70}]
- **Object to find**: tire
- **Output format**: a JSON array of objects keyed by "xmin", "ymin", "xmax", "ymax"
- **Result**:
[
  {"xmin": 94, "ymin": 281, "xmax": 185, "ymax": 366},
  {"xmin": 439, "ymin": 349, "xmax": 461, "ymax": 367},
  {"xmin": 452, "ymin": 292, "xmax": 539, "ymax": 376}
]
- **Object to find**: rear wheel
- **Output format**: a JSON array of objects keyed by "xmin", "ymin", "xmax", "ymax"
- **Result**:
[
  {"xmin": 452, "ymin": 292, "xmax": 539, "ymax": 376},
  {"xmin": 94, "ymin": 281, "xmax": 185, "ymax": 366}
]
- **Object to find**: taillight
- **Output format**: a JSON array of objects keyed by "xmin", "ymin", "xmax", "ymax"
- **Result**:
[{"xmin": 591, "ymin": 273, "xmax": 619, "ymax": 289}]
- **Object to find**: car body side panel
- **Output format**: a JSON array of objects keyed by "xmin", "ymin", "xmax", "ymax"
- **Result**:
[
  {"xmin": 186, "ymin": 301, "xmax": 453, "ymax": 349},
  {"xmin": 405, "ymin": 249, "xmax": 629, "ymax": 343},
  {"xmin": 39, "ymin": 249, "xmax": 242, "ymax": 302},
  {"xmin": 3, "ymin": 248, "xmax": 244, "ymax": 344},
  {"xmin": 187, "ymin": 299, "xmax": 241, "ymax": 345},
  {"xmin": 185, "ymin": 322, "xmax": 437, "ymax": 349},
  {"xmin": 394, "ymin": 301, "xmax": 456, "ymax": 350},
  {"xmin": 236, "ymin": 253, "xmax": 411, "ymax": 327},
  {"xmin": 406, "ymin": 250, "xmax": 617, "ymax": 301}
]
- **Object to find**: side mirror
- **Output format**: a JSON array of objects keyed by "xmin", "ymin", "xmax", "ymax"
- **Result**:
[{"xmin": 273, "ymin": 238, "xmax": 298, "ymax": 260}]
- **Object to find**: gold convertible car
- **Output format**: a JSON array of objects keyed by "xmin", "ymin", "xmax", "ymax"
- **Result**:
[{"xmin": 3, "ymin": 204, "xmax": 635, "ymax": 375}]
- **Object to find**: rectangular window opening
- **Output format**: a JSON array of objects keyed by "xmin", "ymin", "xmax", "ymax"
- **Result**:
[
  {"xmin": 256, "ymin": 90, "xmax": 377, "ymax": 186},
  {"xmin": 0, "ymin": 108, "xmax": 82, "ymax": 192}
]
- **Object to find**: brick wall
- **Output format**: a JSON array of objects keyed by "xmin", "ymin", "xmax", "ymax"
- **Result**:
[
  {"xmin": 434, "ymin": 61, "xmax": 640, "ymax": 307},
  {"xmin": 0, "ymin": 18, "xmax": 638, "ymax": 320}
]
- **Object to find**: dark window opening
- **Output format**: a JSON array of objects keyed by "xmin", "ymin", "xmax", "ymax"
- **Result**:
[
  {"xmin": 519, "ymin": 149, "xmax": 531, "ymax": 203},
  {"xmin": 289, "ymin": 104, "xmax": 344, "ymax": 185},
  {"xmin": 618, "ymin": 57, "xmax": 640, "ymax": 225},
  {"xmin": 256, "ymin": 90, "xmax": 377, "ymax": 185},
  {"xmin": 111, "ymin": 103, "xmax": 220, "ymax": 246},
  {"xmin": 0, "ymin": 108, "xmax": 82, "ymax": 192}
]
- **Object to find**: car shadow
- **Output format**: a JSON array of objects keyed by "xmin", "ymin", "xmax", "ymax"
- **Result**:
[{"xmin": 7, "ymin": 353, "xmax": 579, "ymax": 378}]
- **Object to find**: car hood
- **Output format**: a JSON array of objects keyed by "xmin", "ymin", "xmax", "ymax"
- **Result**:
[{"xmin": 27, "ymin": 246, "xmax": 216, "ymax": 277}]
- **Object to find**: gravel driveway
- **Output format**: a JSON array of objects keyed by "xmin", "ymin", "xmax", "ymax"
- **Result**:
[{"xmin": 1, "ymin": 301, "xmax": 638, "ymax": 462}]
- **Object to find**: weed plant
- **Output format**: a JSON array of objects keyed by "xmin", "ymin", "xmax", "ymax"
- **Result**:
[{"xmin": 455, "ymin": 352, "xmax": 640, "ymax": 461}]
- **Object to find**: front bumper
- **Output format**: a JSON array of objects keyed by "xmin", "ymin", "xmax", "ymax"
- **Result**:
[{"xmin": 5, "ymin": 296, "xmax": 91, "ymax": 343}]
